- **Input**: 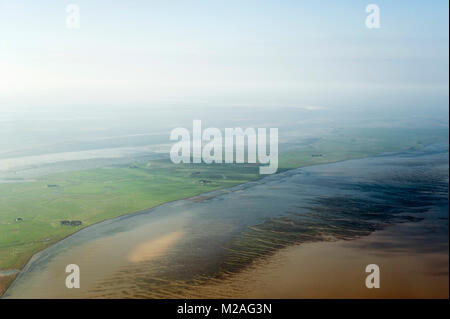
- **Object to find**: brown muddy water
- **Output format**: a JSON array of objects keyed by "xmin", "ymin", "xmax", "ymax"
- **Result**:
[{"xmin": 3, "ymin": 143, "xmax": 448, "ymax": 298}]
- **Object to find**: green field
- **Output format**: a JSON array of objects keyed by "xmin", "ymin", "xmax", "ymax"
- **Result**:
[
  {"xmin": 0, "ymin": 162, "xmax": 261, "ymax": 271},
  {"xmin": 0, "ymin": 126, "xmax": 448, "ymax": 295}
]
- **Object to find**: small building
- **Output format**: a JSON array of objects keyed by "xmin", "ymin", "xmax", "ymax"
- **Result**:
[
  {"xmin": 60, "ymin": 220, "xmax": 82, "ymax": 226},
  {"xmin": 70, "ymin": 220, "xmax": 82, "ymax": 226}
]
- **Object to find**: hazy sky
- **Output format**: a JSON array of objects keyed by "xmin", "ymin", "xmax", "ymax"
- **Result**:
[{"xmin": 0, "ymin": 0, "xmax": 448, "ymax": 110}]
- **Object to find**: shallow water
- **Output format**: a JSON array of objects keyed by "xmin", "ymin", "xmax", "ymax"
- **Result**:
[{"xmin": 4, "ymin": 143, "xmax": 449, "ymax": 298}]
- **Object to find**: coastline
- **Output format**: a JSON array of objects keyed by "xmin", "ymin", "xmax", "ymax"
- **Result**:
[{"xmin": 0, "ymin": 144, "xmax": 444, "ymax": 297}]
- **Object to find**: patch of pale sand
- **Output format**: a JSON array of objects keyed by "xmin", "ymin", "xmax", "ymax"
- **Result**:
[
  {"xmin": 189, "ymin": 223, "xmax": 448, "ymax": 299},
  {"xmin": 128, "ymin": 231, "xmax": 184, "ymax": 263}
]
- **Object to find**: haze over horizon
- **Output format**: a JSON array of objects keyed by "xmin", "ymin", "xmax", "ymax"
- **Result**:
[{"xmin": 0, "ymin": 0, "xmax": 448, "ymax": 112}]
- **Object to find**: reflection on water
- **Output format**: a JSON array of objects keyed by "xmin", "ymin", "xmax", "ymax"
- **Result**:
[{"xmin": 4, "ymin": 144, "xmax": 448, "ymax": 298}]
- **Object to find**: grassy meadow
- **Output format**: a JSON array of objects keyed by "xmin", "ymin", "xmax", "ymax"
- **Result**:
[{"xmin": 0, "ymin": 126, "xmax": 448, "ymax": 295}]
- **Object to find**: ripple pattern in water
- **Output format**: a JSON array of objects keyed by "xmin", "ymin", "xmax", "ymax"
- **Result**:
[{"xmin": 4, "ymin": 144, "xmax": 449, "ymax": 298}]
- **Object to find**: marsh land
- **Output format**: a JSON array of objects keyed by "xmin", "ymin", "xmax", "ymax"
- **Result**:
[{"xmin": 0, "ymin": 107, "xmax": 448, "ymax": 297}]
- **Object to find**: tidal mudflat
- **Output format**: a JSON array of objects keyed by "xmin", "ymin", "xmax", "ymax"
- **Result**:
[
  {"xmin": 4, "ymin": 143, "xmax": 448, "ymax": 298},
  {"xmin": 190, "ymin": 215, "xmax": 449, "ymax": 298}
]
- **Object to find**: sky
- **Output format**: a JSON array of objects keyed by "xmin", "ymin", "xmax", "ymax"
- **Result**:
[{"xmin": 0, "ymin": 0, "xmax": 448, "ymax": 111}]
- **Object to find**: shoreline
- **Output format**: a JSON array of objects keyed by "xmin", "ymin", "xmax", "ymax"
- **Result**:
[{"xmin": 0, "ymin": 144, "xmax": 443, "ymax": 297}]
